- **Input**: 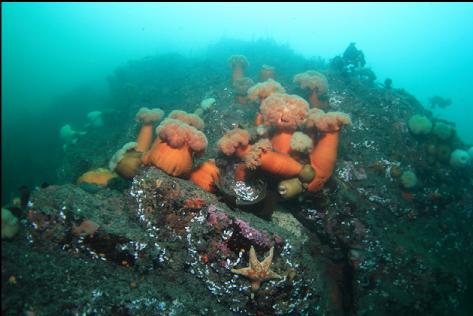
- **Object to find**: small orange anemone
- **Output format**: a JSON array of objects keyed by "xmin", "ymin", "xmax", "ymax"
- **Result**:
[
  {"xmin": 271, "ymin": 131, "xmax": 295, "ymax": 154},
  {"xmin": 307, "ymin": 132, "xmax": 339, "ymax": 192},
  {"xmin": 109, "ymin": 142, "xmax": 142, "ymax": 179},
  {"xmin": 259, "ymin": 150, "xmax": 302, "ymax": 177},
  {"xmin": 305, "ymin": 109, "xmax": 351, "ymax": 191},
  {"xmin": 116, "ymin": 151, "xmax": 142, "ymax": 179},
  {"xmin": 145, "ymin": 140, "xmax": 193, "ymax": 177},
  {"xmin": 290, "ymin": 131, "xmax": 313, "ymax": 154},
  {"xmin": 217, "ymin": 128, "xmax": 250, "ymax": 157},
  {"xmin": 293, "ymin": 70, "xmax": 328, "ymax": 108},
  {"xmin": 260, "ymin": 93, "xmax": 309, "ymax": 154},
  {"xmin": 244, "ymin": 139, "xmax": 302, "ymax": 177},
  {"xmin": 229, "ymin": 55, "xmax": 249, "ymax": 82},
  {"xmin": 169, "ymin": 110, "xmax": 205, "ymax": 130},
  {"xmin": 259, "ymin": 64, "xmax": 276, "ymax": 81},
  {"xmin": 233, "ymin": 77, "xmax": 254, "ymax": 104},
  {"xmin": 260, "ymin": 93, "xmax": 309, "ymax": 129},
  {"xmin": 248, "ymin": 79, "xmax": 286, "ymax": 104},
  {"xmin": 218, "ymin": 131, "xmax": 303, "ymax": 178},
  {"xmin": 190, "ymin": 159, "xmax": 220, "ymax": 192},
  {"xmin": 305, "ymin": 109, "xmax": 351, "ymax": 132},
  {"xmin": 77, "ymin": 168, "xmax": 116, "ymax": 186},
  {"xmin": 143, "ymin": 119, "xmax": 208, "ymax": 177},
  {"xmin": 135, "ymin": 107, "xmax": 165, "ymax": 152}
]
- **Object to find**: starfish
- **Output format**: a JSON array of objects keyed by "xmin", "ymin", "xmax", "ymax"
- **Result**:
[{"xmin": 231, "ymin": 246, "xmax": 281, "ymax": 291}]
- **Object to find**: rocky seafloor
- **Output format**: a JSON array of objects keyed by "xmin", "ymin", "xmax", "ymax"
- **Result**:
[{"xmin": 2, "ymin": 40, "xmax": 473, "ymax": 315}]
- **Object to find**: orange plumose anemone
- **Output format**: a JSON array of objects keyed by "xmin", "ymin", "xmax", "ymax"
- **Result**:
[
  {"xmin": 248, "ymin": 79, "xmax": 286, "ymax": 104},
  {"xmin": 217, "ymin": 129, "xmax": 303, "ymax": 178},
  {"xmin": 143, "ymin": 119, "xmax": 208, "ymax": 177},
  {"xmin": 260, "ymin": 93, "xmax": 309, "ymax": 154},
  {"xmin": 109, "ymin": 142, "xmax": 142, "ymax": 179},
  {"xmin": 135, "ymin": 107, "xmax": 165, "ymax": 152},
  {"xmin": 217, "ymin": 128, "xmax": 250, "ymax": 158},
  {"xmin": 233, "ymin": 77, "xmax": 255, "ymax": 104},
  {"xmin": 305, "ymin": 109, "xmax": 351, "ymax": 191},
  {"xmin": 259, "ymin": 64, "xmax": 276, "ymax": 81},
  {"xmin": 244, "ymin": 139, "xmax": 303, "ymax": 177},
  {"xmin": 290, "ymin": 131, "xmax": 313, "ymax": 154},
  {"xmin": 305, "ymin": 109, "xmax": 351, "ymax": 132},
  {"xmin": 168, "ymin": 110, "xmax": 205, "ymax": 130},
  {"xmin": 228, "ymin": 54, "xmax": 249, "ymax": 82},
  {"xmin": 293, "ymin": 70, "xmax": 328, "ymax": 107},
  {"xmin": 190, "ymin": 159, "xmax": 220, "ymax": 192},
  {"xmin": 77, "ymin": 168, "xmax": 117, "ymax": 186}
]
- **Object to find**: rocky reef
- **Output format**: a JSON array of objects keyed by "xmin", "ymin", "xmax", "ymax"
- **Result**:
[{"xmin": 2, "ymin": 40, "xmax": 473, "ymax": 315}]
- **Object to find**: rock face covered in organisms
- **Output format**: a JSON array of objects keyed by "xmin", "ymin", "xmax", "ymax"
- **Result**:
[
  {"xmin": 131, "ymin": 168, "xmax": 323, "ymax": 314},
  {"xmin": 6, "ymin": 168, "xmax": 328, "ymax": 315}
]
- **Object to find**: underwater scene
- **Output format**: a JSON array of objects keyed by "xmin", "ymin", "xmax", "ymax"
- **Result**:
[{"xmin": 2, "ymin": 3, "xmax": 473, "ymax": 315}]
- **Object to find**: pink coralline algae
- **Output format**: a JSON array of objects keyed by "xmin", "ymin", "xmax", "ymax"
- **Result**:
[
  {"xmin": 231, "ymin": 219, "xmax": 273, "ymax": 249},
  {"xmin": 206, "ymin": 205, "xmax": 283, "ymax": 253},
  {"xmin": 207, "ymin": 205, "xmax": 231, "ymax": 227},
  {"xmin": 210, "ymin": 240, "xmax": 231, "ymax": 258}
]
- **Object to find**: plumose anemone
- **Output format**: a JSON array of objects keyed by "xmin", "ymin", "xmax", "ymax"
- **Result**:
[
  {"xmin": 169, "ymin": 110, "xmax": 205, "ymax": 130},
  {"xmin": 190, "ymin": 159, "xmax": 220, "ymax": 192},
  {"xmin": 143, "ymin": 118, "xmax": 208, "ymax": 177},
  {"xmin": 228, "ymin": 55, "xmax": 249, "ymax": 82},
  {"xmin": 77, "ymin": 168, "xmax": 117, "ymax": 187},
  {"xmin": 290, "ymin": 131, "xmax": 313, "ymax": 154},
  {"xmin": 260, "ymin": 93, "xmax": 309, "ymax": 154},
  {"xmin": 60, "ymin": 124, "xmax": 86, "ymax": 149},
  {"xmin": 218, "ymin": 130, "xmax": 303, "ymax": 178},
  {"xmin": 135, "ymin": 107, "xmax": 165, "ymax": 152},
  {"xmin": 450, "ymin": 149, "xmax": 471, "ymax": 169},
  {"xmin": 306, "ymin": 109, "xmax": 351, "ymax": 132},
  {"xmin": 248, "ymin": 79, "xmax": 286, "ymax": 104},
  {"xmin": 86, "ymin": 111, "xmax": 104, "ymax": 128},
  {"xmin": 293, "ymin": 70, "xmax": 329, "ymax": 107},
  {"xmin": 305, "ymin": 109, "xmax": 351, "ymax": 192},
  {"xmin": 109, "ymin": 142, "xmax": 142, "ymax": 179},
  {"xmin": 259, "ymin": 64, "xmax": 276, "ymax": 81},
  {"xmin": 2, "ymin": 208, "xmax": 19, "ymax": 239},
  {"xmin": 217, "ymin": 128, "xmax": 250, "ymax": 157},
  {"xmin": 407, "ymin": 114, "xmax": 432, "ymax": 136},
  {"xmin": 400, "ymin": 170, "xmax": 418, "ymax": 189},
  {"xmin": 233, "ymin": 77, "xmax": 255, "ymax": 104}
]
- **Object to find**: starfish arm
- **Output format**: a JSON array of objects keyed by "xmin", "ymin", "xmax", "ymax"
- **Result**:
[
  {"xmin": 261, "ymin": 246, "xmax": 274, "ymax": 271},
  {"xmin": 266, "ymin": 270, "xmax": 282, "ymax": 280},
  {"xmin": 249, "ymin": 246, "xmax": 263, "ymax": 271}
]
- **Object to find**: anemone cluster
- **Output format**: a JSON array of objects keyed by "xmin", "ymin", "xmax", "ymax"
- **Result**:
[
  {"xmin": 218, "ymin": 67, "xmax": 351, "ymax": 198},
  {"xmin": 74, "ymin": 55, "xmax": 351, "ymax": 201}
]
